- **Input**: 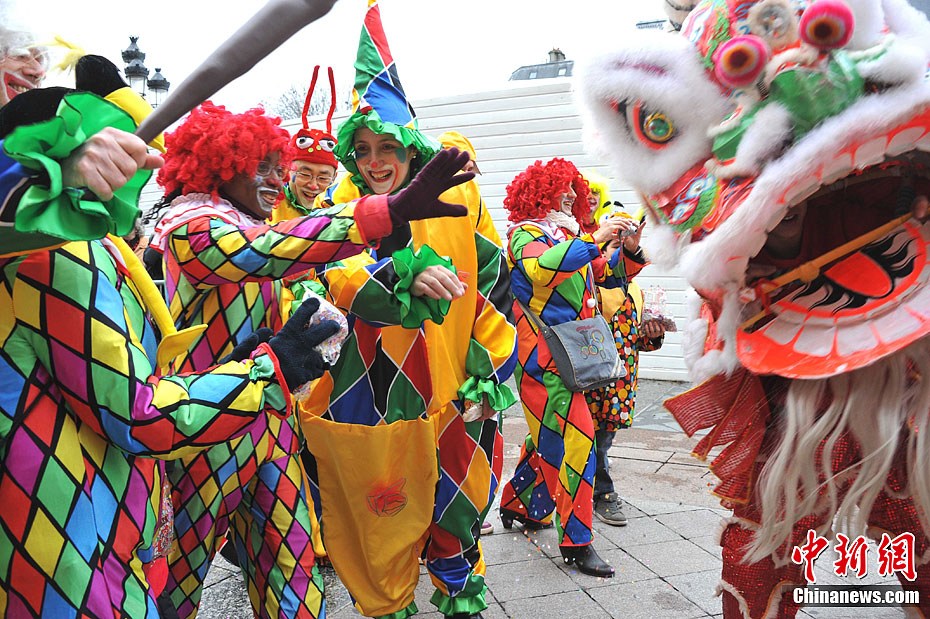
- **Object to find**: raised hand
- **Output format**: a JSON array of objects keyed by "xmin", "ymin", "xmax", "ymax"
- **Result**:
[{"xmin": 386, "ymin": 147, "xmax": 473, "ymax": 224}]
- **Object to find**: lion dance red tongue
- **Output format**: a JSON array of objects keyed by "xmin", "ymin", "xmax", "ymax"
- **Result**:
[{"xmin": 579, "ymin": 0, "xmax": 930, "ymax": 616}]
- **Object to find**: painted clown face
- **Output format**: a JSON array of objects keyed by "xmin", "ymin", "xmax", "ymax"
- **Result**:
[
  {"xmin": 353, "ymin": 127, "xmax": 415, "ymax": 195},
  {"xmin": 579, "ymin": 0, "xmax": 930, "ymax": 380},
  {"xmin": 221, "ymin": 152, "xmax": 285, "ymax": 220},
  {"xmin": 0, "ymin": 45, "xmax": 47, "ymax": 107}
]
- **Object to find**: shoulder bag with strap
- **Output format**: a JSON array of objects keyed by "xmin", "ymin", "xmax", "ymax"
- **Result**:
[{"xmin": 516, "ymin": 269, "xmax": 626, "ymax": 392}]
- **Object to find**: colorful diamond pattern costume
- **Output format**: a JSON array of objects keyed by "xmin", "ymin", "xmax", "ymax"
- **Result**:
[
  {"xmin": 0, "ymin": 237, "xmax": 288, "ymax": 618},
  {"xmin": 300, "ymin": 176, "xmax": 517, "ymax": 618},
  {"xmin": 499, "ymin": 222, "xmax": 643, "ymax": 546},
  {"xmin": 152, "ymin": 194, "xmax": 391, "ymax": 619}
]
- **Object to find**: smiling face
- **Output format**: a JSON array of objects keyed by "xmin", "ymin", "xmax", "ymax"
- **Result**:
[
  {"xmin": 353, "ymin": 127, "xmax": 415, "ymax": 195},
  {"xmin": 221, "ymin": 152, "xmax": 284, "ymax": 220},
  {"xmin": 554, "ymin": 184, "xmax": 578, "ymax": 215},
  {"xmin": 0, "ymin": 46, "xmax": 47, "ymax": 108},
  {"xmin": 587, "ymin": 189, "xmax": 600, "ymax": 211},
  {"xmin": 290, "ymin": 161, "xmax": 336, "ymax": 208}
]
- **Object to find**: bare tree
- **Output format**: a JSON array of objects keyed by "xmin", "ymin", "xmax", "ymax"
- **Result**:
[{"xmin": 262, "ymin": 82, "xmax": 352, "ymax": 122}]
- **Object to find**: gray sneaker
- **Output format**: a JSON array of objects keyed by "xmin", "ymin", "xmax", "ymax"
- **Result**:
[{"xmin": 594, "ymin": 492, "xmax": 628, "ymax": 526}]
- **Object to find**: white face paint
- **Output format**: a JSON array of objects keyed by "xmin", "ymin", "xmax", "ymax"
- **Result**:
[
  {"xmin": 353, "ymin": 127, "xmax": 415, "ymax": 195},
  {"xmin": 0, "ymin": 47, "xmax": 47, "ymax": 107},
  {"xmin": 221, "ymin": 153, "xmax": 285, "ymax": 220}
]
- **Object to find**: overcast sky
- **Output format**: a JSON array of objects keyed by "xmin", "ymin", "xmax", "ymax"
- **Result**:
[{"xmin": 7, "ymin": 0, "xmax": 662, "ymax": 115}]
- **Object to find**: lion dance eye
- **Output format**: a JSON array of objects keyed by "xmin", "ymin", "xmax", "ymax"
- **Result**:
[
  {"xmin": 642, "ymin": 112, "xmax": 674, "ymax": 142},
  {"xmin": 713, "ymin": 35, "xmax": 771, "ymax": 88},
  {"xmin": 632, "ymin": 102, "xmax": 676, "ymax": 148},
  {"xmin": 610, "ymin": 100, "xmax": 676, "ymax": 149},
  {"xmin": 799, "ymin": 0, "xmax": 855, "ymax": 50},
  {"xmin": 295, "ymin": 136, "xmax": 314, "ymax": 150}
]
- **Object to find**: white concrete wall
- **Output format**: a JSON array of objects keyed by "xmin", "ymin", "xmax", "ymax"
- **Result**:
[{"xmin": 140, "ymin": 78, "xmax": 693, "ymax": 381}]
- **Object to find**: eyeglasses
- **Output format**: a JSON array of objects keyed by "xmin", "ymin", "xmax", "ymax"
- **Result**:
[
  {"xmin": 256, "ymin": 161, "xmax": 286, "ymax": 178},
  {"xmin": 294, "ymin": 171, "xmax": 334, "ymax": 185}
]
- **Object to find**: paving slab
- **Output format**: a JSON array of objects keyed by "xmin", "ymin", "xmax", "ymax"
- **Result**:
[
  {"xmin": 595, "ymin": 513, "xmax": 682, "ymax": 548},
  {"xmin": 611, "ymin": 446, "xmax": 673, "ymax": 463},
  {"xmin": 626, "ymin": 497, "xmax": 712, "ymax": 516},
  {"xmin": 197, "ymin": 570, "xmax": 253, "ymax": 618},
  {"xmin": 502, "ymin": 590, "xmax": 610, "ymax": 618},
  {"xmin": 587, "ymin": 577, "xmax": 709, "ymax": 619},
  {"xmin": 611, "ymin": 456, "xmax": 663, "ymax": 481},
  {"xmin": 667, "ymin": 568, "xmax": 724, "ymax": 615},
  {"xmin": 690, "ymin": 534, "xmax": 724, "ymax": 559},
  {"xmin": 203, "ymin": 561, "xmax": 236, "ymax": 588},
  {"xmin": 625, "ymin": 538, "xmax": 721, "ymax": 578},
  {"xmin": 667, "ymin": 451, "xmax": 712, "ymax": 467},
  {"xmin": 483, "ymin": 556, "xmax": 580, "ymax": 602},
  {"xmin": 480, "ymin": 530, "xmax": 550, "ymax": 565},
  {"xmin": 656, "ymin": 509, "xmax": 727, "ymax": 540}
]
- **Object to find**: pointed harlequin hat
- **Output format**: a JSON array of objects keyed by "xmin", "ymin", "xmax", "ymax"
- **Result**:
[
  {"xmin": 291, "ymin": 65, "xmax": 338, "ymax": 169},
  {"xmin": 334, "ymin": 0, "xmax": 439, "ymax": 190}
]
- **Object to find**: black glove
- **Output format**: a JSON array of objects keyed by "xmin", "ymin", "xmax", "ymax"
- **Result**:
[
  {"xmin": 268, "ymin": 297, "xmax": 341, "ymax": 389},
  {"xmin": 386, "ymin": 148, "xmax": 472, "ymax": 225},
  {"xmin": 219, "ymin": 327, "xmax": 273, "ymax": 364}
]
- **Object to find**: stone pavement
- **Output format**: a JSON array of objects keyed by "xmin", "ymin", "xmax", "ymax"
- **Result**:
[{"xmin": 198, "ymin": 379, "xmax": 909, "ymax": 618}]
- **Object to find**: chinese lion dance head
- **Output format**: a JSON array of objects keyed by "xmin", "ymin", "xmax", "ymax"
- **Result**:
[{"xmin": 580, "ymin": 0, "xmax": 930, "ymax": 566}]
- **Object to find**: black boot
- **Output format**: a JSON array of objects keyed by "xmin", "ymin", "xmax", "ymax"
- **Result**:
[
  {"xmin": 499, "ymin": 508, "xmax": 553, "ymax": 531},
  {"xmin": 560, "ymin": 544, "xmax": 615, "ymax": 577}
]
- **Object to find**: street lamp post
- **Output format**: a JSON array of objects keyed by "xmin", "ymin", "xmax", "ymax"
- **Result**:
[
  {"xmin": 148, "ymin": 68, "xmax": 170, "ymax": 108},
  {"xmin": 121, "ymin": 36, "xmax": 170, "ymax": 107}
]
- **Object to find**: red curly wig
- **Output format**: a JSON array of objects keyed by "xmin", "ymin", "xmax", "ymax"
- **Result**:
[
  {"xmin": 157, "ymin": 101, "xmax": 291, "ymax": 196},
  {"xmin": 504, "ymin": 158, "xmax": 591, "ymax": 223}
]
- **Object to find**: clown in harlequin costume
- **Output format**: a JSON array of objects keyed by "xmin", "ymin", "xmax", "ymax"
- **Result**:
[
  {"xmin": 151, "ymin": 98, "xmax": 470, "ymax": 618},
  {"xmin": 0, "ymin": 85, "xmax": 336, "ymax": 617},
  {"xmin": 294, "ymin": 2, "xmax": 517, "ymax": 617},
  {"xmin": 497, "ymin": 158, "xmax": 645, "ymax": 578},
  {"xmin": 578, "ymin": 0, "xmax": 930, "ymax": 615}
]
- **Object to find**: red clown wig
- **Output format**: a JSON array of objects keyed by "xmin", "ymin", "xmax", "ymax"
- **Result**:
[
  {"xmin": 504, "ymin": 157, "xmax": 591, "ymax": 223},
  {"xmin": 157, "ymin": 101, "xmax": 291, "ymax": 197}
]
